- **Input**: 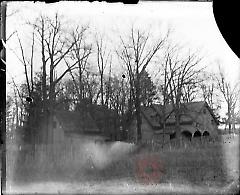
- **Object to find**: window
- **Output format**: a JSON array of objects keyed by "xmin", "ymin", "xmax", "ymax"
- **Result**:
[
  {"xmin": 203, "ymin": 108, "xmax": 206, "ymax": 114},
  {"xmin": 170, "ymin": 132, "xmax": 176, "ymax": 140},
  {"xmin": 211, "ymin": 119, "xmax": 215, "ymax": 125}
]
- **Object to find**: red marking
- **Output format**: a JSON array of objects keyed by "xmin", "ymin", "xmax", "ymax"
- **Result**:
[{"xmin": 135, "ymin": 154, "xmax": 164, "ymax": 184}]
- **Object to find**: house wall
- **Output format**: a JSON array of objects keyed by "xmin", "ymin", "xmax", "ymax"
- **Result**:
[
  {"xmin": 141, "ymin": 116, "xmax": 154, "ymax": 141},
  {"xmin": 53, "ymin": 116, "xmax": 65, "ymax": 143},
  {"xmin": 180, "ymin": 124, "xmax": 197, "ymax": 134},
  {"xmin": 152, "ymin": 133, "xmax": 170, "ymax": 143},
  {"xmin": 195, "ymin": 107, "xmax": 218, "ymax": 136},
  {"xmin": 128, "ymin": 115, "xmax": 156, "ymax": 143},
  {"xmin": 176, "ymin": 108, "xmax": 218, "ymax": 137}
]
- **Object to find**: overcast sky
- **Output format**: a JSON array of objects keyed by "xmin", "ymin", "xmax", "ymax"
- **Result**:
[{"xmin": 6, "ymin": 1, "xmax": 240, "ymax": 116}]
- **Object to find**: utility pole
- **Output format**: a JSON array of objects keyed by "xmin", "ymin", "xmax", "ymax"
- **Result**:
[{"xmin": 0, "ymin": 1, "xmax": 7, "ymax": 194}]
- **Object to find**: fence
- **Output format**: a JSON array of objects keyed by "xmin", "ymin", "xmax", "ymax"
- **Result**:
[
  {"xmin": 7, "ymin": 139, "xmax": 99, "ymax": 181},
  {"xmin": 143, "ymin": 135, "xmax": 227, "ymax": 152}
]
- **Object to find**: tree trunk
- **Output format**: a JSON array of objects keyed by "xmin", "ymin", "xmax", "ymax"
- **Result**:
[
  {"xmin": 135, "ymin": 75, "xmax": 142, "ymax": 144},
  {"xmin": 41, "ymin": 20, "xmax": 48, "ymax": 144},
  {"xmin": 79, "ymin": 65, "xmax": 83, "ymax": 101},
  {"xmin": 14, "ymin": 91, "xmax": 19, "ymax": 128},
  {"xmin": 227, "ymin": 105, "xmax": 231, "ymax": 133},
  {"xmin": 100, "ymin": 75, "xmax": 104, "ymax": 106},
  {"xmin": 174, "ymin": 104, "xmax": 182, "ymax": 146},
  {"xmin": 19, "ymin": 106, "xmax": 23, "ymax": 127},
  {"xmin": 48, "ymin": 59, "xmax": 55, "ymax": 144},
  {"xmin": 129, "ymin": 89, "xmax": 133, "ymax": 115},
  {"xmin": 162, "ymin": 106, "xmax": 166, "ymax": 146}
]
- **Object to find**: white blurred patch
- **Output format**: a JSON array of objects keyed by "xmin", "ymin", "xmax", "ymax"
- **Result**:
[{"xmin": 82, "ymin": 141, "xmax": 136, "ymax": 170}]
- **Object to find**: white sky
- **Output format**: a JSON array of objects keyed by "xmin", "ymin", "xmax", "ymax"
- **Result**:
[{"xmin": 6, "ymin": 1, "xmax": 240, "ymax": 116}]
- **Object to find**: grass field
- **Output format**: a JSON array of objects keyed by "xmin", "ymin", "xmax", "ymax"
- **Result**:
[{"xmin": 5, "ymin": 134, "xmax": 239, "ymax": 194}]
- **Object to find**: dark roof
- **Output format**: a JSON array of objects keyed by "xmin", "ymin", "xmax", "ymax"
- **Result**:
[
  {"xmin": 140, "ymin": 101, "xmax": 219, "ymax": 130},
  {"xmin": 54, "ymin": 110, "xmax": 100, "ymax": 134},
  {"xmin": 88, "ymin": 104, "xmax": 119, "ymax": 133},
  {"xmin": 141, "ymin": 106, "xmax": 161, "ymax": 129},
  {"xmin": 181, "ymin": 101, "xmax": 219, "ymax": 124}
]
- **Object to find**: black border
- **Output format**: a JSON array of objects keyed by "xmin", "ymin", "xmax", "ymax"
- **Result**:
[{"xmin": 1, "ymin": 0, "xmax": 239, "ymax": 195}]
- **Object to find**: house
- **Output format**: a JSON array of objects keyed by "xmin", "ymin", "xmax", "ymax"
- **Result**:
[
  {"xmin": 52, "ymin": 110, "xmax": 109, "ymax": 144},
  {"xmin": 127, "ymin": 101, "xmax": 219, "ymax": 143},
  {"xmin": 51, "ymin": 101, "xmax": 123, "ymax": 144}
]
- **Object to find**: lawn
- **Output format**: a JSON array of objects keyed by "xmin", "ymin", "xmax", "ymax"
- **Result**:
[{"xmin": 5, "ymin": 134, "xmax": 239, "ymax": 194}]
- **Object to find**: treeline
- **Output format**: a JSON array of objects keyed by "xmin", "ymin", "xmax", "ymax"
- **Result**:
[{"xmin": 6, "ymin": 13, "xmax": 239, "ymax": 145}]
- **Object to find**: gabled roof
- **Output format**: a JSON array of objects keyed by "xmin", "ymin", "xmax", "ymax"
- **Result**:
[
  {"xmin": 153, "ymin": 101, "xmax": 218, "ymax": 124},
  {"xmin": 181, "ymin": 101, "xmax": 219, "ymax": 124},
  {"xmin": 140, "ymin": 101, "xmax": 219, "ymax": 130},
  {"xmin": 140, "ymin": 106, "xmax": 161, "ymax": 129}
]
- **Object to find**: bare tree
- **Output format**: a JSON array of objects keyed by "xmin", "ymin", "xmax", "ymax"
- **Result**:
[
  {"xmin": 163, "ymin": 46, "xmax": 203, "ymax": 141},
  {"xmin": 6, "ymin": 74, "xmax": 26, "ymax": 128},
  {"xmin": 95, "ymin": 34, "xmax": 111, "ymax": 106},
  {"xmin": 8, "ymin": 31, "xmax": 36, "ymax": 141},
  {"xmin": 216, "ymin": 65, "xmax": 240, "ymax": 131},
  {"xmin": 199, "ymin": 72, "xmax": 221, "ymax": 116},
  {"xmin": 85, "ymin": 71, "xmax": 101, "ymax": 104},
  {"xmin": 66, "ymin": 25, "xmax": 92, "ymax": 102},
  {"xmin": 156, "ymin": 49, "xmax": 180, "ymax": 144},
  {"xmin": 6, "ymin": 95, "xmax": 14, "ymax": 134},
  {"xmin": 30, "ymin": 15, "xmax": 49, "ymax": 143},
  {"xmin": 117, "ymin": 27, "xmax": 167, "ymax": 143},
  {"xmin": 14, "ymin": 31, "xmax": 35, "ymax": 97},
  {"xmin": 32, "ymin": 13, "xmax": 81, "ymax": 143},
  {"xmin": 182, "ymin": 83, "xmax": 198, "ymax": 103},
  {"xmin": 104, "ymin": 58, "xmax": 113, "ymax": 108}
]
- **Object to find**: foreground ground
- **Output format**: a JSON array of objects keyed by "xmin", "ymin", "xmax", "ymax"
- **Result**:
[
  {"xmin": 4, "ymin": 134, "xmax": 240, "ymax": 194},
  {"xmin": 6, "ymin": 179, "xmax": 239, "ymax": 195}
]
